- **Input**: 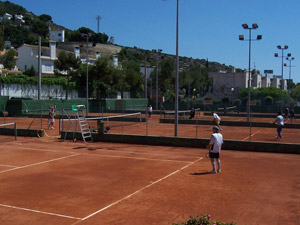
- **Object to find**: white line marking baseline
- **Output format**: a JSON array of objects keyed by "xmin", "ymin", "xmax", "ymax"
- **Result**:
[
  {"xmin": 242, "ymin": 130, "xmax": 261, "ymax": 141},
  {"xmin": 0, "ymin": 154, "xmax": 80, "ymax": 174},
  {"xmin": 72, "ymin": 157, "xmax": 203, "ymax": 224},
  {"xmin": 0, "ymin": 203, "xmax": 82, "ymax": 220}
]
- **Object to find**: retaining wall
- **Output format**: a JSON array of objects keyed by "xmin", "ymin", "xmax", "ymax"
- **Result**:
[
  {"xmin": 61, "ymin": 131, "xmax": 300, "ymax": 154},
  {"xmin": 160, "ymin": 118, "xmax": 300, "ymax": 129},
  {"xmin": 0, "ymin": 128, "xmax": 44, "ymax": 137}
]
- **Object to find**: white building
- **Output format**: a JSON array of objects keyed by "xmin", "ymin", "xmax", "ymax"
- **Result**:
[
  {"xmin": 140, "ymin": 66, "xmax": 155, "ymax": 79},
  {"xmin": 49, "ymin": 30, "xmax": 65, "ymax": 43},
  {"xmin": 262, "ymin": 74, "xmax": 271, "ymax": 87},
  {"xmin": 16, "ymin": 41, "xmax": 59, "ymax": 75},
  {"xmin": 252, "ymin": 73, "xmax": 262, "ymax": 88},
  {"xmin": 271, "ymin": 75, "xmax": 280, "ymax": 89},
  {"xmin": 3, "ymin": 13, "xmax": 12, "ymax": 20},
  {"xmin": 15, "ymin": 14, "xmax": 25, "ymax": 23}
]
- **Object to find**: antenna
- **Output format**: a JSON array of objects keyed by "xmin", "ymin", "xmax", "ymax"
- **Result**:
[{"xmin": 96, "ymin": 15, "xmax": 102, "ymax": 33}]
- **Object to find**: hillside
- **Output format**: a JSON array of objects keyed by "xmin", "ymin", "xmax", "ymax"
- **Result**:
[
  {"xmin": 0, "ymin": 1, "xmax": 109, "ymax": 49},
  {"xmin": 0, "ymin": 0, "xmax": 232, "ymax": 72}
]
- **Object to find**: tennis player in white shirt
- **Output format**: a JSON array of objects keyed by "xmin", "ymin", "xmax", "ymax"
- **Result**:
[{"xmin": 207, "ymin": 126, "xmax": 223, "ymax": 174}]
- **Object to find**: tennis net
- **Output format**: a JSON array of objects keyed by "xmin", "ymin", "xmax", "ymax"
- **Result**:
[
  {"xmin": 162, "ymin": 108, "xmax": 201, "ymax": 119},
  {"xmin": 217, "ymin": 106, "xmax": 237, "ymax": 113},
  {"xmin": 0, "ymin": 123, "xmax": 17, "ymax": 142},
  {"xmin": 61, "ymin": 112, "xmax": 143, "ymax": 134}
]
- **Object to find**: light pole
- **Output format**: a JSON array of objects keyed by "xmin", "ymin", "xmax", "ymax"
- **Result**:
[
  {"xmin": 239, "ymin": 23, "xmax": 262, "ymax": 122},
  {"xmin": 188, "ymin": 58, "xmax": 193, "ymax": 110},
  {"xmin": 144, "ymin": 55, "xmax": 147, "ymax": 99},
  {"xmin": 174, "ymin": 0, "xmax": 179, "ymax": 137},
  {"xmin": 284, "ymin": 56, "xmax": 295, "ymax": 108},
  {"xmin": 162, "ymin": 0, "xmax": 179, "ymax": 136},
  {"xmin": 274, "ymin": 45, "xmax": 290, "ymax": 113},
  {"xmin": 152, "ymin": 49, "xmax": 163, "ymax": 110},
  {"xmin": 81, "ymin": 33, "xmax": 91, "ymax": 115}
]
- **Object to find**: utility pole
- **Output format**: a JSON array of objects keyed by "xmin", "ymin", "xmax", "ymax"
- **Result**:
[
  {"xmin": 86, "ymin": 35, "xmax": 89, "ymax": 115},
  {"xmin": 96, "ymin": 15, "xmax": 102, "ymax": 33},
  {"xmin": 144, "ymin": 56, "xmax": 147, "ymax": 99},
  {"xmin": 38, "ymin": 36, "xmax": 41, "ymax": 100}
]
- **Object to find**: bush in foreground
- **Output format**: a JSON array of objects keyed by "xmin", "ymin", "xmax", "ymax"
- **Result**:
[{"xmin": 172, "ymin": 214, "xmax": 236, "ymax": 225}]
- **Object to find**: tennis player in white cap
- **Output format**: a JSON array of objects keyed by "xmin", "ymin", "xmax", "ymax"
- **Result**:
[{"xmin": 207, "ymin": 126, "xmax": 223, "ymax": 173}]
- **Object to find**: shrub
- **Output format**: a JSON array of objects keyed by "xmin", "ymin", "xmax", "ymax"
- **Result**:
[
  {"xmin": 222, "ymin": 97, "xmax": 229, "ymax": 105},
  {"xmin": 265, "ymin": 96, "xmax": 273, "ymax": 105},
  {"xmin": 172, "ymin": 214, "xmax": 236, "ymax": 225},
  {"xmin": 233, "ymin": 99, "xmax": 241, "ymax": 106}
]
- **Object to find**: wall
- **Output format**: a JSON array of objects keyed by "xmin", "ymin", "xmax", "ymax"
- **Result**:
[
  {"xmin": 209, "ymin": 72, "xmax": 249, "ymax": 99},
  {"xmin": 0, "ymin": 84, "xmax": 78, "ymax": 100}
]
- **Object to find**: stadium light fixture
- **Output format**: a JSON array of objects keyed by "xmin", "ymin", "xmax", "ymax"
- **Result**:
[
  {"xmin": 285, "ymin": 56, "xmax": 295, "ymax": 108},
  {"xmin": 152, "ymin": 49, "xmax": 163, "ymax": 110},
  {"xmin": 239, "ymin": 23, "xmax": 262, "ymax": 124},
  {"xmin": 274, "ymin": 45, "xmax": 290, "ymax": 113}
]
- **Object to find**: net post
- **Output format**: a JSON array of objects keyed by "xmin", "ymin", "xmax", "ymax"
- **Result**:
[
  {"xmin": 59, "ymin": 119, "xmax": 61, "ymax": 135},
  {"xmin": 196, "ymin": 109, "xmax": 198, "ymax": 139},
  {"xmin": 40, "ymin": 104, "xmax": 43, "ymax": 130},
  {"xmin": 14, "ymin": 122, "xmax": 17, "ymax": 141},
  {"xmin": 139, "ymin": 112, "xmax": 142, "ymax": 122}
]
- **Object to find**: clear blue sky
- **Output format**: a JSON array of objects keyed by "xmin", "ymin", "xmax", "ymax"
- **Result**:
[{"xmin": 7, "ymin": 0, "xmax": 300, "ymax": 83}]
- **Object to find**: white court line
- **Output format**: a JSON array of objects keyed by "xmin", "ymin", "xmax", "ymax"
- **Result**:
[
  {"xmin": 242, "ymin": 130, "xmax": 261, "ymax": 141},
  {"xmin": 0, "ymin": 203, "xmax": 82, "ymax": 220},
  {"xmin": 0, "ymin": 154, "xmax": 80, "ymax": 174},
  {"xmin": 0, "ymin": 164, "xmax": 19, "ymax": 168},
  {"xmin": 7, "ymin": 146, "xmax": 195, "ymax": 164},
  {"xmin": 73, "ymin": 157, "xmax": 203, "ymax": 224}
]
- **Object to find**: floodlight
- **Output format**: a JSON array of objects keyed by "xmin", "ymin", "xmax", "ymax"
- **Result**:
[
  {"xmin": 284, "ymin": 45, "xmax": 288, "ymax": 49},
  {"xmin": 242, "ymin": 24, "xmax": 248, "ymax": 29},
  {"xmin": 284, "ymin": 63, "xmax": 287, "ymax": 66},
  {"xmin": 158, "ymin": 49, "xmax": 163, "ymax": 52},
  {"xmin": 274, "ymin": 53, "xmax": 278, "ymax": 57},
  {"xmin": 252, "ymin": 23, "xmax": 258, "ymax": 29},
  {"xmin": 257, "ymin": 35, "xmax": 262, "ymax": 40},
  {"xmin": 239, "ymin": 35, "xmax": 244, "ymax": 40},
  {"xmin": 287, "ymin": 53, "xmax": 291, "ymax": 57},
  {"xmin": 277, "ymin": 45, "xmax": 282, "ymax": 49}
]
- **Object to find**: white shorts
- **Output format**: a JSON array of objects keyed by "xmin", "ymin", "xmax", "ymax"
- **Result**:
[{"xmin": 49, "ymin": 118, "xmax": 55, "ymax": 123}]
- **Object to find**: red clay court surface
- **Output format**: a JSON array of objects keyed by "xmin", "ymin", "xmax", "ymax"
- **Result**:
[
  {"xmin": 0, "ymin": 137, "xmax": 299, "ymax": 225},
  {"xmin": 1, "ymin": 114, "xmax": 300, "ymax": 143}
]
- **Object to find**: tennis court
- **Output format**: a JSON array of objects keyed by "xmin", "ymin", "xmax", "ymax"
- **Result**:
[
  {"xmin": 1, "ymin": 112, "xmax": 300, "ymax": 144},
  {"xmin": 0, "ymin": 137, "xmax": 299, "ymax": 225}
]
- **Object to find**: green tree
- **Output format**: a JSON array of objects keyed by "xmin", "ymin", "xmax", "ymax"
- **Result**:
[
  {"xmin": 89, "ymin": 56, "xmax": 114, "ymax": 100},
  {"xmin": 54, "ymin": 52, "xmax": 81, "ymax": 99},
  {"xmin": 123, "ymin": 61, "xmax": 143, "ymax": 98},
  {"xmin": 31, "ymin": 19, "xmax": 48, "ymax": 37},
  {"xmin": 38, "ymin": 14, "xmax": 52, "ymax": 22},
  {"xmin": 0, "ymin": 49, "xmax": 17, "ymax": 69},
  {"xmin": 159, "ymin": 58, "xmax": 175, "ymax": 95},
  {"xmin": 0, "ymin": 26, "xmax": 4, "ymax": 50}
]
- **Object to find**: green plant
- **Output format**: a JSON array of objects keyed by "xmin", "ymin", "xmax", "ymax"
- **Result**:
[
  {"xmin": 233, "ymin": 99, "xmax": 241, "ymax": 106},
  {"xmin": 172, "ymin": 214, "xmax": 236, "ymax": 225}
]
